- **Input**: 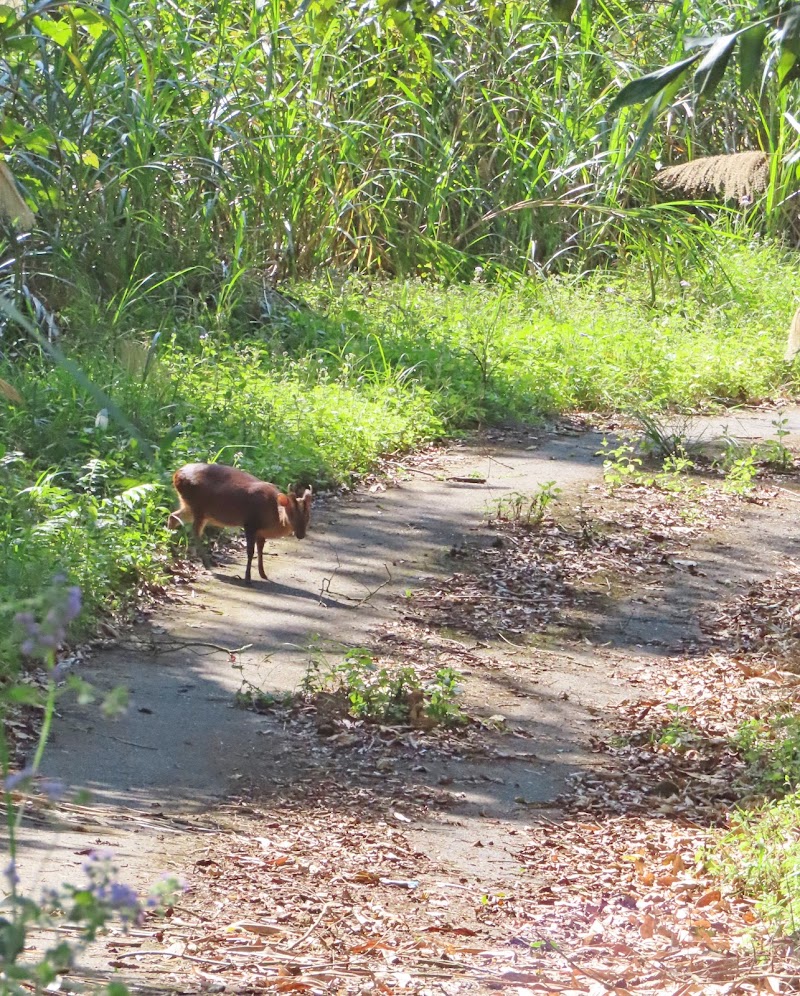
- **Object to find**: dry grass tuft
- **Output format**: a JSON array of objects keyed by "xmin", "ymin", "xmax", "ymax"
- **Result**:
[{"xmin": 656, "ymin": 151, "xmax": 769, "ymax": 204}]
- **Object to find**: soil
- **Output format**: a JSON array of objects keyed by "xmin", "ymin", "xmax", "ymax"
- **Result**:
[{"xmin": 10, "ymin": 406, "xmax": 800, "ymax": 994}]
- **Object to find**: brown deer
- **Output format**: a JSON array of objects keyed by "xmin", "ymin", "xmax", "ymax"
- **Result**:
[{"xmin": 168, "ymin": 463, "xmax": 312, "ymax": 584}]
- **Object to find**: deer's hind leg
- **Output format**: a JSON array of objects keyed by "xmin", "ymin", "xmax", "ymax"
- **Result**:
[{"xmin": 256, "ymin": 536, "xmax": 269, "ymax": 580}]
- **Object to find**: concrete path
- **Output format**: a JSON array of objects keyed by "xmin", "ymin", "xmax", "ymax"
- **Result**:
[{"xmin": 9, "ymin": 405, "xmax": 800, "ymax": 987}]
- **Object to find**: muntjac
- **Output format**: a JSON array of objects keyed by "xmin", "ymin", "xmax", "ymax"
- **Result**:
[{"xmin": 168, "ymin": 462, "xmax": 312, "ymax": 584}]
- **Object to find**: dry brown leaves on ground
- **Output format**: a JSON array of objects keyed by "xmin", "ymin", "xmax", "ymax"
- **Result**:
[
  {"xmin": 100, "ymin": 479, "xmax": 800, "ymax": 994},
  {"xmin": 408, "ymin": 483, "xmax": 744, "ymax": 640},
  {"xmin": 108, "ymin": 787, "xmax": 525, "ymax": 994}
]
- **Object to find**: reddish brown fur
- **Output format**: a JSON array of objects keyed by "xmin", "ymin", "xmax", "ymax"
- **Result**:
[{"xmin": 168, "ymin": 463, "xmax": 312, "ymax": 584}]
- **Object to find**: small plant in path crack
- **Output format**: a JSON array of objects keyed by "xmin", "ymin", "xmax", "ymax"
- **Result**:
[
  {"xmin": 762, "ymin": 414, "xmax": 795, "ymax": 472},
  {"xmin": 488, "ymin": 481, "xmax": 561, "ymax": 528},
  {"xmin": 722, "ymin": 448, "xmax": 759, "ymax": 495},
  {"xmin": 232, "ymin": 662, "xmax": 300, "ymax": 713},
  {"xmin": 302, "ymin": 647, "xmax": 467, "ymax": 728},
  {"xmin": 598, "ymin": 439, "xmax": 652, "ymax": 491}
]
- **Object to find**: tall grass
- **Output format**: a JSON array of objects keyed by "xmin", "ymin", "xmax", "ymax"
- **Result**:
[{"xmin": 0, "ymin": 0, "xmax": 794, "ymax": 310}]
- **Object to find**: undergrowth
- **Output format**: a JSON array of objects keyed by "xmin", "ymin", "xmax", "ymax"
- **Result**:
[
  {"xmin": 302, "ymin": 647, "xmax": 466, "ymax": 729},
  {"xmin": 709, "ymin": 793, "xmax": 800, "ymax": 938},
  {"xmin": 233, "ymin": 647, "xmax": 466, "ymax": 729}
]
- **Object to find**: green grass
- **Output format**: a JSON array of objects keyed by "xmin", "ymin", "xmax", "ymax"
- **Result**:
[
  {"xmin": 704, "ymin": 710, "xmax": 800, "ymax": 937},
  {"xmin": 297, "ymin": 241, "xmax": 798, "ymax": 420}
]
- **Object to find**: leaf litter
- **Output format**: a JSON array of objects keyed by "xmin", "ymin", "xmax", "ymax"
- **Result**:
[{"xmin": 87, "ymin": 469, "xmax": 800, "ymax": 993}]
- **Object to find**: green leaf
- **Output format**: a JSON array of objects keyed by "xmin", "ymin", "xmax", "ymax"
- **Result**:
[
  {"xmin": 739, "ymin": 23, "xmax": 769, "ymax": 91},
  {"xmin": 71, "ymin": 7, "xmax": 108, "ymax": 39},
  {"xmin": 390, "ymin": 7, "xmax": 415, "ymax": 40},
  {"xmin": 33, "ymin": 15, "xmax": 72, "ymax": 46},
  {"xmin": 0, "ymin": 119, "xmax": 24, "ymax": 145},
  {"xmin": 7, "ymin": 685, "xmax": 43, "ymax": 705},
  {"xmin": 609, "ymin": 53, "xmax": 702, "ymax": 113},
  {"xmin": 0, "ymin": 918, "xmax": 26, "ymax": 962},
  {"xmin": 21, "ymin": 125, "xmax": 56, "ymax": 155},
  {"xmin": 779, "ymin": 4, "xmax": 800, "ymax": 85},
  {"xmin": 694, "ymin": 32, "xmax": 737, "ymax": 97},
  {"xmin": 778, "ymin": 45, "xmax": 799, "ymax": 86},
  {"xmin": 67, "ymin": 675, "xmax": 96, "ymax": 706},
  {"xmin": 102, "ymin": 685, "xmax": 129, "ymax": 718}
]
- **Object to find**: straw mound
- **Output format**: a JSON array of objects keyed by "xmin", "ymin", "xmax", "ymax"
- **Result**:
[{"xmin": 656, "ymin": 151, "xmax": 769, "ymax": 203}]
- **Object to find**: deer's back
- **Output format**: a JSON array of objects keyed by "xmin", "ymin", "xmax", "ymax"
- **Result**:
[{"xmin": 173, "ymin": 463, "xmax": 280, "ymax": 528}]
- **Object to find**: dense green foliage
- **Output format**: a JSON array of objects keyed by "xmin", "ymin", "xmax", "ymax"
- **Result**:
[{"xmin": 0, "ymin": 0, "xmax": 796, "ymax": 295}]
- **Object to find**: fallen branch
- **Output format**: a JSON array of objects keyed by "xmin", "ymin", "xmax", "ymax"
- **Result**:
[
  {"xmin": 321, "ymin": 563, "xmax": 394, "ymax": 606},
  {"xmin": 119, "ymin": 639, "xmax": 253, "ymax": 659}
]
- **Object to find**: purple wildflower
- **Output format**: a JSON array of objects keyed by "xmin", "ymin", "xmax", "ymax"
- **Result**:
[
  {"xmin": 109, "ymin": 882, "xmax": 139, "ymax": 908},
  {"xmin": 4, "ymin": 860, "xmax": 19, "ymax": 887},
  {"xmin": 39, "ymin": 777, "xmax": 67, "ymax": 801},
  {"xmin": 14, "ymin": 579, "xmax": 83, "ymax": 661},
  {"xmin": 63, "ymin": 587, "xmax": 82, "ymax": 622},
  {"xmin": 82, "ymin": 848, "xmax": 114, "ymax": 872},
  {"xmin": 4, "ymin": 765, "xmax": 34, "ymax": 791}
]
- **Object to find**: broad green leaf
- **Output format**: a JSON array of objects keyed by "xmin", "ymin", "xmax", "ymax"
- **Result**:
[
  {"xmin": 778, "ymin": 4, "xmax": 800, "ymax": 85},
  {"xmin": 0, "ymin": 119, "xmax": 24, "ymax": 144},
  {"xmin": 390, "ymin": 8, "xmax": 416, "ymax": 40},
  {"xmin": 694, "ymin": 32, "xmax": 737, "ymax": 97},
  {"xmin": 778, "ymin": 45, "xmax": 799, "ymax": 86},
  {"xmin": 609, "ymin": 52, "xmax": 702, "ymax": 113},
  {"xmin": 71, "ymin": 6, "xmax": 108, "ymax": 38},
  {"xmin": 0, "ymin": 4, "xmax": 18, "ymax": 28},
  {"xmin": 22, "ymin": 125, "xmax": 56, "ymax": 155},
  {"xmin": 33, "ymin": 15, "xmax": 72, "ymax": 46},
  {"xmin": 739, "ymin": 22, "xmax": 769, "ymax": 91}
]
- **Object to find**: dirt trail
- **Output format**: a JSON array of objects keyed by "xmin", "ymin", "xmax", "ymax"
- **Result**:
[{"xmin": 11, "ymin": 406, "xmax": 800, "ymax": 991}]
